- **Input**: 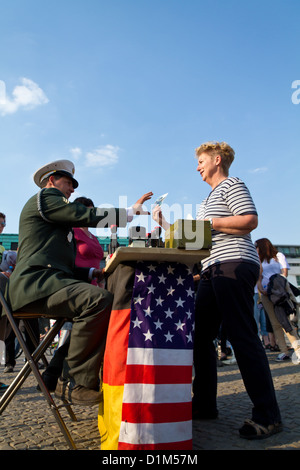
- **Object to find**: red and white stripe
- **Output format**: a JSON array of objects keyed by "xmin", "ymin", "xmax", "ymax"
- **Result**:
[{"xmin": 118, "ymin": 348, "xmax": 193, "ymax": 450}]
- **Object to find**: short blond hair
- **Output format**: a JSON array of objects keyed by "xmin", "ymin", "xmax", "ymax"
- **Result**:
[{"xmin": 195, "ymin": 141, "xmax": 235, "ymax": 175}]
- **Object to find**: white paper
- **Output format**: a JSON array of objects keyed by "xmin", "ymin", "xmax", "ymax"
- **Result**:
[{"xmin": 154, "ymin": 193, "xmax": 168, "ymax": 206}]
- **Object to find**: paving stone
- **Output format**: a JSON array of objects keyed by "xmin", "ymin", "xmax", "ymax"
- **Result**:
[{"xmin": 0, "ymin": 350, "xmax": 299, "ymax": 451}]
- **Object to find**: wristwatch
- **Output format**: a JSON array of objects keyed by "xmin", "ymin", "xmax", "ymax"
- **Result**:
[{"xmin": 208, "ymin": 218, "xmax": 213, "ymax": 228}]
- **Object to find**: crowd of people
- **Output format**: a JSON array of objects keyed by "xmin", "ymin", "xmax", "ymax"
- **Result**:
[{"xmin": 1, "ymin": 144, "xmax": 300, "ymax": 442}]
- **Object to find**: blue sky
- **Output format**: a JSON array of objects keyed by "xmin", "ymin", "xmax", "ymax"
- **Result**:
[{"xmin": 1, "ymin": 0, "xmax": 300, "ymax": 244}]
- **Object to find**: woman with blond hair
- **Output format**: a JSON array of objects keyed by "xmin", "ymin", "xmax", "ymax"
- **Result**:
[{"xmin": 153, "ymin": 141, "xmax": 282, "ymax": 440}]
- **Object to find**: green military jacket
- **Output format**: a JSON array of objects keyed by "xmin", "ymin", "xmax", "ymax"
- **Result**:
[{"xmin": 8, "ymin": 188, "xmax": 127, "ymax": 311}]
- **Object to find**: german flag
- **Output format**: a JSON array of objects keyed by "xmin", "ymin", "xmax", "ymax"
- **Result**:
[
  {"xmin": 98, "ymin": 263, "xmax": 135, "ymax": 450},
  {"xmin": 98, "ymin": 261, "xmax": 194, "ymax": 450}
]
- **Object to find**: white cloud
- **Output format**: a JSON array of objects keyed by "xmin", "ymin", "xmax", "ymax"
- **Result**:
[
  {"xmin": 85, "ymin": 144, "xmax": 120, "ymax": 168},
  {"xmin": 0, "ymin": 78, "xmax": 49, "ymax": 116},
  {"xmin": 70, "ymin": 147, "xmax": 82, "ymax": 160},
  {"xmin": 249, "ymin": 167, "xmax": 268, "ymax": 174}
]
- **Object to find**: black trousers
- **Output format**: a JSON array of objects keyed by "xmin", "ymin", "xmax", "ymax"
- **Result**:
[
  {"xmin": 5, "ymin": 319, "xmax": 40, "ymax": 368},
  {"xmin": 21, "ymin": 282, "xmax": 113, "ymax": 390},
  {"xmin": 193, "ymin": 261, "xmax": 281, "ymax": 425}
]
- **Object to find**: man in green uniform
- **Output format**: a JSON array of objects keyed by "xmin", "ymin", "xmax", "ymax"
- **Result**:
[{"xmin": 8, "ymin": 159, "xmax": 152, "ymax": 405}]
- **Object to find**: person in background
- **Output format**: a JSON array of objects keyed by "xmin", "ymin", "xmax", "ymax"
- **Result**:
[
  {"xmin": 253, "ymin": 288, "xmax": 273, "ymax": 349},
  {"xmin": 73, "ymin": 197, "xmax": 104, "ymax": 283},
  {"xmin": 0, "ymin": 219, "xmax": 37, "ymax": 376},
  {"xmin": 108, "ymin": 224, "xmax": 119, "ymax": 256},
  {"xmin": 0, "ymin": 212, "xmax": 8, "ymax": 392},
  {"xmin": 264, "ymin": 311, "xmax": 279, "ymax": 351},
  {"xmin": 153, "ymin": 141, "xmax": 282, "ymax": 440},
  {"xmin": 0, "ymin": 228, "xmax": 39, "ymax": 375},
  {"xmin": 255, "ymin": 238, "xmax": 300, "ymax": 363},
  {"xmin": 0, "ymin": 213, "xmax": 6, "ymax": 266}
]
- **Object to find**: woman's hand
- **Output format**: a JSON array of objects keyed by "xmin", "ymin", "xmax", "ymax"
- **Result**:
[
  {"xmin": 257, "ymin": 280, "xmax": 267, "ymax": 296},
  {"xmin": 132, "ymin": 192, "xmax": 153, "ymax": 215},
  {"xmin": 152, "ymin": 205, "xmax": 170, "ymax": 230}
]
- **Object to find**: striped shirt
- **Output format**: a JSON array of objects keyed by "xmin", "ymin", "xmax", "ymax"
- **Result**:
[{"xmin": 196, "ymin": 177, "xmax": 260, "ymax": 271}]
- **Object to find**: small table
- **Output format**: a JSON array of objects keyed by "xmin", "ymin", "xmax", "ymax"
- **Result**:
[{"xmin": 98, "ymin": 247, "xmax": 209, "ymax": 450}]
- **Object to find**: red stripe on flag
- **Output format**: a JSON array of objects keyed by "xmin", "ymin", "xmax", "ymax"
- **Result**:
[
  {"xmin": 118, "ymin": 440, "xmax": 193, "ymax": 450},
  {"xmin": 121, "ymin": 402, "xmax": 191, "ymax": 424},
  {"xmin": 103, "ymin": 308, "xmax": 131, "ymax": 385},
  {"xmin": 124, "ymin": 364, "xmax": 192, "ymax": 384}
]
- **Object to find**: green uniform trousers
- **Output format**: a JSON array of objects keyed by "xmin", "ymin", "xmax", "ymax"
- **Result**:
[{"xmin": 20, "ymin": 282, "xmax": 113, "ymax": 390}]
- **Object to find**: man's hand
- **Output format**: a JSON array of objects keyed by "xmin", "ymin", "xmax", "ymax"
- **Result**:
[{"xmin": 132, "ymin": 192, "xmax": 153, "ymax": 215}]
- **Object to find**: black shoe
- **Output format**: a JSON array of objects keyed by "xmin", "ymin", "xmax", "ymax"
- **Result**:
[
  {"xmin": 36, "ymin": 372, "xmax": 58, "ymax": 392},
  {"xmin": 0, "ymin": 382, "xmax": 9, "ymax": 393},
  {"xmin": 239, "ymin": 419, "xmax": 283, "ymax": 440},
  {"xmin": 55, "ymin": 378, "xmax": 102, "ymax": 406}
]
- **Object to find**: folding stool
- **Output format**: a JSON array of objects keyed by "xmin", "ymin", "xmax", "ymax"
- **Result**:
[{"xmin": 0, "ymin": 288, "xmax": 77, "ymax": 450}]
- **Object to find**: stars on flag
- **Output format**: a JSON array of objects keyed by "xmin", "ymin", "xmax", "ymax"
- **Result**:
[
  {"xmin": 167, "ymin": 286, "xmax": 175, "ymax": 296},
  {"xmin": 132, "ymin": 316, "xmax": 143, "ymax": 328},
  {"xmin": 164, "ymin": 308, "xmax": 174, "ymax": 319},
  {"xmin": 148, "ymin": 264, "xmax": 156, "ymax": 272},
  {"xmin": 175, "ymin": 319, "xmax": 185, "ymax": 331},
  {"xmin": 147, "ymin": 284, "xmax": 156, "ymax": 294},
  {"xmin": 154, "ymin": 318, "xmax": 163, "ymax": 330},
  {"xmin": 143, "ymin": 329, "xmax": 154, "ymax": 341},
  {"xmin": 158, "ymin": 273, "xmax": 167, "ymax": 284},
  {"xmin": 176, "ymin": 275, "xmax": 184, "ymax": 285},
  {"xmin": 136, "ymin": 272, "xmax": 146, "ymax": 283},
  {"xmin": 175, "ymin": 297, "xmax": 185, "ymax": 308},
  {"xmin": 164, "ymin": 331, "xmax": 174, "ymax": 342},
  {"xmin": 186, "ymin": 287, "xmax": 194, "ymax": 297},
  {"xmin": 134, "ymin": 294, "xmax": 144, "ymax": 305},
  {"xmin": 129, "ymin": 262, "xmax": 195, "ymax": 350},
  {"xmin": 143, "ymin": 306, "xmax": 153, "ymax": 317}
]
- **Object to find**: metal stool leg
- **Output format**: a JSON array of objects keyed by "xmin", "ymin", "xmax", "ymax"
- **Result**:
[
  {"xmin": 32, "ymin": 358, "xmax": 77, "ymax": 450},
  {"xmin": 0, "ymin": 318, "xmax": 63, "ymax": 412},
  {"xmin": 0, "ymin": 292, "xmax": 77, "ymax": 449}
]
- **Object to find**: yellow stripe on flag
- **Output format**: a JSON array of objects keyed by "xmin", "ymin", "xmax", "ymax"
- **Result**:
[
  {"xmin": 98, "ymin": 383, "xmax": 124, "ymax": 450},
  {"xmin": 98, "ymin": 307, "xmax": 131, "ymax": 450}
]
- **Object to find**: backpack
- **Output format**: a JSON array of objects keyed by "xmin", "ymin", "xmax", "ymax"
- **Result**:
[{"xmin": 0, "ymin": 250, "xmax": 17, "ymax": 272}]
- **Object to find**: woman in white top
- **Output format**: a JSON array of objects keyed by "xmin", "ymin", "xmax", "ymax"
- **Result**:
[
  {"xmin": 153, "ymin": 141, "xmax": 282, "ymax": 440},
  {"xmin": 256, "ymin": 238, "xmax": 300, "ymax": 362}
]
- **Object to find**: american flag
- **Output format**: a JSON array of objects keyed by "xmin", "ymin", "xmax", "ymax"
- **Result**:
[{"xmin": 118, "ymin": 261, "xmax": 195, "ymax": 450}]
